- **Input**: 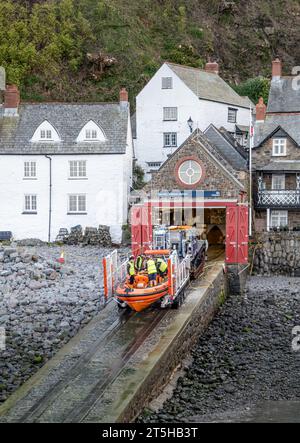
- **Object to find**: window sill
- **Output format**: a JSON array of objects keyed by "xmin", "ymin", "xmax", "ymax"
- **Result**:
[
  {"xmin": 163, "ymin": 119, "xmax": 177, "ymax": 122},
  {"xmin": 67, "ymin": 212, "xmax": 87, "ymax": 215},
  {"xmin": 23, "ymin": 178, "xmax": 38, "ymax": 180},
  {"xmin": 22, "ymin": 212, "xmax": 37, "ymax": 215},
  {"xmin": 272, "ymin": 154, "xmax": 287, "ymax": 157},
  {"xmin": 68, "ymin": 178, "xmax": 88, "ymax": 180},
  {"xmin": 163, "ymin": 146, "xmax": 177, "ymax": 149}
]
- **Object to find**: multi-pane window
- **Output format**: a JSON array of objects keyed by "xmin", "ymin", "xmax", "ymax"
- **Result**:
[
  {"xmin": 24, "ymin": 161, "xmax": 36, "ymax": 178},
  {"xmin": 272, "ymin": 174, "xmax": 285, "ymax": 190},
  {"xmin": 228, "ymin": 108, "xmax": 237, "ymax": 123},
  {"xmin": 69, "ymin": 161, "xmax": 87, "ymax": 178},
  {"xmin": 24, "ymin": 195, "xmax": 37, "ymax": 212},
  {"xmin": 68, "ymin": 194, "xmax": 86, "ymax": 213},
  {"xmin": 163, "ymin": 132, "xmax": 177, "ymax": 147},
  {"xmin": 163, "ymin": 107, "xmax": 178, "ymax": 121},
  {"xmin": 40, "ymin": 130, "xmax": 52, "ymax": 140},
  {"xmin": 272, "ymin": 138, "xmax": 287, "ymax": 156},
  {"xmin": 85, "ymin": 129, "xmax": 98, "ymax": 140},
  {"xmin": 162, "ymin": 77, "xmax": 173, "ymax": 89},
  {"xmin": 271, "ymin": 210, "xmax": 288, "ymax": 228}
]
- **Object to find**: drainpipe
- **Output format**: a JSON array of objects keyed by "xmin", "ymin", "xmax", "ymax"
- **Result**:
[{"xmin": 45, "ymin": 155, "xmax": 52, "ymax": 242}]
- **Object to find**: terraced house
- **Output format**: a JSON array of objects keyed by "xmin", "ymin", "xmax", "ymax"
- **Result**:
[
  {"xmin": 253, "ymin": 59, "xmax": 300, "ymax": 232},
  {"xmin": 0, "ymin": 86, "xmax": 133, "ymax": 243}
]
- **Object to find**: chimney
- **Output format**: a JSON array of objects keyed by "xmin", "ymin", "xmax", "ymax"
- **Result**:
[
  {"xmin": 272, "ymin": 57, "xmax": 282, "ymax": 80},
  {"xmin": 205, "ymin": 60, "xmax": 219, "ymax": 75},
  {"xmin": 119, "ymin": 87, "xmax": 128, "ymax": 108},
  {"xmin": 4, "ymin": 84, "xmax": 20, "ymax": 116},
  {"xmin": 256, "ymin": 97, "xmax": 266, "ymax": 122}
]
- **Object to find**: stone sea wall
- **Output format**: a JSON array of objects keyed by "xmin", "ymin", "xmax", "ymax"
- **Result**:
[{"xmin": 253, "ymin": 232, "xmax": 300, "ymax": 276}]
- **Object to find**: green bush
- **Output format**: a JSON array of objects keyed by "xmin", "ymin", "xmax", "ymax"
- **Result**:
[{"xmin": 232, "ymin": 77, "xmax": 270, "ymax": 105}]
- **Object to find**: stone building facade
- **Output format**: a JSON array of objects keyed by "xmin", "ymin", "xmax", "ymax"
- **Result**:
[
  {"xmin": 144, "ymin": 129, "xmax": 248, "ymax": 241},
  {"xmin": 253, "ymin": 59, "xmax": 300, "ymax": 233},
  {"xmin": 145, "ymin": 129, "xmax": 247, "ymax": 198}
]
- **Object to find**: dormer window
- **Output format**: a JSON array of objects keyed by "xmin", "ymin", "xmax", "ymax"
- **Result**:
[
  {"xmin": 77, "ymin": 120, "xmax": 106, "ymax": 143},
  {"xmin": 31, "ymin": 121, "xmax": 60, "ymax": 143},
  {"xmin": 272, "ymin": 138, "xmax": 287, "ymax": 156}
]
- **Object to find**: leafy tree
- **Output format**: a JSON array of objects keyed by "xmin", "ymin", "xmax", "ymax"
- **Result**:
[
  {"xmin": 232, "ymin": 77, "xmax": 270, "ymax": 105},
  {"xmin": 133, "ymin": 163, "xmax": 146, "ymax": 190}
]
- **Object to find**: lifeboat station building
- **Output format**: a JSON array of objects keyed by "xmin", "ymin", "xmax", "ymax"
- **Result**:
[{"xmin": 131, "ymin": 127, "xmax": 250, "ymax": 291}]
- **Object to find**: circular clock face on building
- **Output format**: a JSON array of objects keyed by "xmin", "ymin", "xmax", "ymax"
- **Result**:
[{"xmin": 177, "ymin": 159, "xmax": 203, "ymax": 186}]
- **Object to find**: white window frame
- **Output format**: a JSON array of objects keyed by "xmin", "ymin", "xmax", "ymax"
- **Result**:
[
  {"xmin": 272, "ymin": 174, "xmax": 285, "ymax": 190},
  {"xmin": 68, "ymin": 194, "xmax": 87, "ymax": 214},
  {"xmin": 147, "ymin": 162, "xmax": 162, "ymax": 168},
  {"xmin": 272, "ymin": 138, "xmax": 287, "ymax": 156},
  {"xmin": 163, "ymin": 107, "xmax": 178, "ymax": 121},
  {"xmin": 270, "ymin": 210, "xmax": 288, "ymax": 228},
  {"xmin": 163, "ymin": 132, "xmax": 177, "ymax": 147},
  {"xmin": 178, "ymin": 160, "xmax": 202, "ymax": 185},
  {"xmin": 24, "ymin": 194, "xmax": 37, "ymax": 213},
  {"xmin": 24, "ymin": 161, "xmax": 37, "ymax": 179},
  {"xmin": 162, "ymin": 77, "xmax": 173, "ymax": 89},
  {"xmin": 69, "ymin": 160, "xmax": 87, "ymax": 178},
  {"xmin": 228, "ymin": 108, "xmax": 237, "ymax": 123}
]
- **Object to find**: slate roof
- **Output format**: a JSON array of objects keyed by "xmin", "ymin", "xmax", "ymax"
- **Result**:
[
  {"xmin": 254, "ymin": 114, "xmax": 300, "ymax": 148},
  {"xmin": 267, "ymin": 77, "xmax": 300, "ymax": 113},
  {"xmin": 166, "ymin": 62, "xmax": 252, "ymax": 109},
  {"xmin": 204, "ymin": 124, "xmax": 248, "ymax": 171},
  {"xmin": 0, "ymin": 103, "xmax": 129, "ymax": 155},
  {"xmin": 256, "ymin": 161, "xmax": 300, "ymax": 172}
]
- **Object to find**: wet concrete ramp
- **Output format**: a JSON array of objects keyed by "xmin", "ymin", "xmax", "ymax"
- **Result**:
[{"xmin": 0, "ymin": 261, "xmax": 224, "ymax": 423}]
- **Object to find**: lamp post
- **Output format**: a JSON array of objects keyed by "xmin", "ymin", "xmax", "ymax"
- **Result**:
[{"xmin": 187, "ymin": 117, "xmax": 194, "ymax": 133}]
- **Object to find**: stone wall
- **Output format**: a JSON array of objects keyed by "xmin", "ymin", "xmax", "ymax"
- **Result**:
[{"xmin": 253, "ymin": 232, "xmax": 300, "ymax": 275}]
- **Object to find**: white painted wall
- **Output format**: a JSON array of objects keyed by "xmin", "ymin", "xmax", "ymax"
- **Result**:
[
  {"xmin": 0, "ymin": 152, "xmax": 132, "ymax": 243},
  {"xmin": 135, "ymin": 63, "xmax": 250, "ymax": 179}
]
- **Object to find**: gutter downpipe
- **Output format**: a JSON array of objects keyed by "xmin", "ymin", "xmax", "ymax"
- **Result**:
[{"xmin": 45, "ymin": 155, "xmax": 52, "ymax": 243}]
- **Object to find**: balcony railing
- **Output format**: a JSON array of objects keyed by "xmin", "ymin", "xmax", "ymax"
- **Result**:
[{"xmin": 255, "ymin": 189, "xmax": 300, "ymax": 208}]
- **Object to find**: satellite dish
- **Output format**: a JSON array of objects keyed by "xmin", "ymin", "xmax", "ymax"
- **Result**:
[{"xmin": 0, "ymin": 67, "xmax": 6, "ymax": 91}]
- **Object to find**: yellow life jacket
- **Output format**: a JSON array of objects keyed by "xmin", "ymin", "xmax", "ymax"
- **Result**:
[
  {"xmin": 157, "ymin": 258, "xmax": 168, "ymax": 273},
  {"xmin": 128, "ymin": 261, "xmax": 135, "ymax": 276},
  {"xmin": 147, "ymin": 259, "xmax": 157, "ymax": 275}
]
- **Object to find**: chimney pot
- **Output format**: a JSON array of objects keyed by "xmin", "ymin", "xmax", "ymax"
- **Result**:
[
  {"xmin": 272, "ymin": 57, "xmax": 282, "ymax": 79},
  {"xmin": 4, "ymin": 84, "xmax": 20, "ymax": 115},
  {"xmin": 205, "ymin": 61, "xmax": 219, "ymax": 75},
  {"xmin": 256, "ymin": 97, "xmax": 266, "ymax": 122},
  {"xmin": 120, "ymin": 87, "xmax": 128, "ymax": 103}
]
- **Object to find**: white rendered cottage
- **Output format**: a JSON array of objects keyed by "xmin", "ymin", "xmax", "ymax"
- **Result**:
[
  {"xmin": 0, "ymin": 86, "xmax": 133, "ymax": 243},
  {"xmin": 135, "ymin": 61, "xmax": 253, "ymax": 179}
]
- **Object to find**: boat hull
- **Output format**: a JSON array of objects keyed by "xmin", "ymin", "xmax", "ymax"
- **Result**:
[{"xmin": 115, "ymin": 283, "xmax": 169, "ymax": 312}]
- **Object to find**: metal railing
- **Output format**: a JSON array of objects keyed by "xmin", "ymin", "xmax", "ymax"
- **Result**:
[
  {"xmin": 255, "ymin": 189, "xmax": 300, "ymax": 208},
  {"xmin": 102, "ymin": 250, "xmax": 129, "ymax": 300},
  {"xmin": 168, "ymin": 250, "xmax": 191, "ymax": 298}
]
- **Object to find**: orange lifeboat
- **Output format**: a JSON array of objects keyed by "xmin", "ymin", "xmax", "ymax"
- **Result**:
[
  {"xmin": 115, "ymin": 275, "xmax": 169, "ymax": 312},
  {"xmin": 115, "ymin": 251, "xmax": 170, "ymax": 312}
]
